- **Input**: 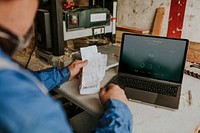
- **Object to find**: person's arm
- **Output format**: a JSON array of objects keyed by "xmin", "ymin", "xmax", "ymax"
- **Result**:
[
  {"xmin": 33, "ymin": 67, "xmax": 70, "ymax": 91},
  {"xmin": 33, "ymin": 60, "xmax": 88, "ymax": 91},
  {"xmin": 92, "ymin": 84, "xmax": 133, "ymax": 133}
]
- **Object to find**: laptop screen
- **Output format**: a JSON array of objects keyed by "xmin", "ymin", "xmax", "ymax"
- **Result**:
[{"xmin": 119, "ymin": 33, "xmax": 188, "ymax": 83}]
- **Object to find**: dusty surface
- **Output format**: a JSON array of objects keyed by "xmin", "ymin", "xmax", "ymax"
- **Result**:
[
  {"xmin": 13, "ymin": 39, "xmax": 52, "ymax": 71},
  {"xmin": 13, "ymin": 36, "xmax": 111, "ymax": 71}
]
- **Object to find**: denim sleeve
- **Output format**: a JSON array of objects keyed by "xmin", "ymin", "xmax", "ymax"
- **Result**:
[
  {"xmin": 92, "ymin": 99, "xmax": 133, "ymax": 133},
  {"xmin": 33, "ymin": 67, "xmax": 70, "ymax": 91},
  {"xmin": 0, "ymin": 70, "xmax": 73, "ymax": 133}
]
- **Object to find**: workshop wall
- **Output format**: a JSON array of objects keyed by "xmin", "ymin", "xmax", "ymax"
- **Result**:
[{"xmin": 117, "ymin": 0, "xmax": 200, "ymax": 42}]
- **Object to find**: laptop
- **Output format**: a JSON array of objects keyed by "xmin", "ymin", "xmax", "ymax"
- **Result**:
[{"xmin": 107, "ymin": 33, "xmax": 189, "ymax": 109}]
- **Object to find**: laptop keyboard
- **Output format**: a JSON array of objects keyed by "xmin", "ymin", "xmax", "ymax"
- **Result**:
[{"xmin": 111, "ymin": 76, "xmax": 178, "ymax": 97}]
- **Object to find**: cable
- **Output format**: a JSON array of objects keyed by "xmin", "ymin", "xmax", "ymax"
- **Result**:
[
  {"xmin": 25, "ymin": 43, "xmax": 36, "ymax": 69},
  {"xmin": 102, "ymin": 0, "xmax": 105, "ymax": 8}
]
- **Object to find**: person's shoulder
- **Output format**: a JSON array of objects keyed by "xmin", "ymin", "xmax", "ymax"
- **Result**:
[
  {"xmin": 0, "ymin": 68, "xmax": 30, "ymax": 83},
  {"xmin": 0, "ymin": 67, "xmax": 44, "ymax": 96},
  {"xmin": 0, "ymin": 68, "xmax": 72, "ymax": 133}
]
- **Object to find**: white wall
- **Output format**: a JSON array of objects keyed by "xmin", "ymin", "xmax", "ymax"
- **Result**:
[
  {"xmin": 182, "ymin": 0, "xmax": 200, "ymax": 42},
  {"xmin": 117, "ymin": 0, "xmax": 200, "ymax": 42}
]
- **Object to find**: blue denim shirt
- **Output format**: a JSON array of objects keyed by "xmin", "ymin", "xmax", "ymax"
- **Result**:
[{"xmin": 0, "ymin": 49, "xmax": 133, "ymax": 133}]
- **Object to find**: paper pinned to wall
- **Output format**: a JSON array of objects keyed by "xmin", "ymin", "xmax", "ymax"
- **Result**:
[{"xmin": 79, "ymin": 45, "xmax": 107, "ymax": 95}]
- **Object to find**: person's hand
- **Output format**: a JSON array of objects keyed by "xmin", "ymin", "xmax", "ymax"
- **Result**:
[
  {"xmin": 99, "ymin": 84, "xmax": 128, "ymax": 104},
  {"xmin": 67, "ymin": 60, "xmax": 88, "ymax": 81}
]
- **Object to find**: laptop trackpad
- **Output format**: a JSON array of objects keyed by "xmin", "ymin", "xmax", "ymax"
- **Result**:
[{"xmin": 124, "ymin": 87, "xmax": 158, "ymax": 104}]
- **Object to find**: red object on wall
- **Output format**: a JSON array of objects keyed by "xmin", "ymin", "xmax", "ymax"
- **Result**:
[
  {"xmin": 167, "ymin": 0, "xmax": 187, "ymax": 38},
  {"xmin": 63, "ymin": 2, "xmax": 75, "ymax": 10}
]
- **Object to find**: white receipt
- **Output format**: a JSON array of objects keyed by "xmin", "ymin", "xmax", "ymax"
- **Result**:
[{"xmin": 80, "ymin": 45, "xmax": 107, "ymax": 95}]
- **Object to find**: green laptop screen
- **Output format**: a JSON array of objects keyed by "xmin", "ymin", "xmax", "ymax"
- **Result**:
[{"xmin": 119, "ymin": 34, "xmax": 188, "ymax": 83}]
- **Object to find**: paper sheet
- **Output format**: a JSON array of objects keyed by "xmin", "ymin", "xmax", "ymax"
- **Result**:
[{"xmin": 80, "ymin": 45, "xmax": 107, "ymax": 94}]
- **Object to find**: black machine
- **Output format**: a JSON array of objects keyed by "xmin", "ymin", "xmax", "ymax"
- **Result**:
[
  {"xmin": 63, "ymin": 7, "xmax": 111, "ymax": 30},
  {"xmin": 35, "ymin": 0, "xmax": 117, "ymax": 61}
]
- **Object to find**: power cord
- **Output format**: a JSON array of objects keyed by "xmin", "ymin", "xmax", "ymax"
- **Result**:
[{"xmin": 25, "ymin": 43, "xmax": 36, "ymax": 69}]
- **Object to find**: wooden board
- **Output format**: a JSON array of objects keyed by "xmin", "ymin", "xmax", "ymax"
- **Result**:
[
  {"xmin": 116, "ymin": 25, "xmax": 149, "ymax": 43},
  {"xmin": 187, "ymin": 42, "xmax": 200, "ymax": 64},
  {"xmin": 117, "ymin": 26, "xmax": 149, "ymax": 34},
  {"xmin": 151, "ymin": 7, "xmax": 165, "ymax": 36}
]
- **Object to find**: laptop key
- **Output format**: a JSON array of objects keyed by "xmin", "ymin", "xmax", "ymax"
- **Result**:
[{"xmin": 112, "ymin": 76, "xmax": 178, "ymax": 97}]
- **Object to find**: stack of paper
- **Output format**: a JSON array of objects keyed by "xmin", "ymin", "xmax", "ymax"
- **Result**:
[{"xmin": 79, "ymin": 45, "xmax": 107, "ymax": 95}]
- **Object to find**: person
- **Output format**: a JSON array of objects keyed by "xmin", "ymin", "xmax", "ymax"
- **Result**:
[{"xmin": 0, "ymin": 0, "xmax": 133, "ymax": 133}]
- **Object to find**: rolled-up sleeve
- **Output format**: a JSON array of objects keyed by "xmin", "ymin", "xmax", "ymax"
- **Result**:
[
  {"xmin": 33, "ymin": 67, "xmax": 70, "ymax": 91},
  {"xmin": 92, "ymin": 99, "xmax": 133, "ymax": 133}
]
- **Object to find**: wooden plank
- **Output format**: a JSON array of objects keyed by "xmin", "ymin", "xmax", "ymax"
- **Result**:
[
  {"xmin": 116, "ymin": 30, "xmax": 150, "ymax": 43},
  {"xmin": 117, "ymin": 25, "xmax": 149, "ymax": 34},
  {"xmin": 187, "ymin": 42, "xmax": 200, "ymax": 64},
  {"xmin": 116, "ymin": 25, "xmax": 149, "ymax": 43},
  {"xmin": 116, "ymin": 30, "xmax": 126, "ymax": 43},
  {"xmin": 151, "ymin": 7, "xmax": 165, "ymax": 36}
]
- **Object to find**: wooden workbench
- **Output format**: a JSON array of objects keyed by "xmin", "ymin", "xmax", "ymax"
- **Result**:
[{"xmin": 57, "ymin": 67, "xmax": 200, "ymax": 133}]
